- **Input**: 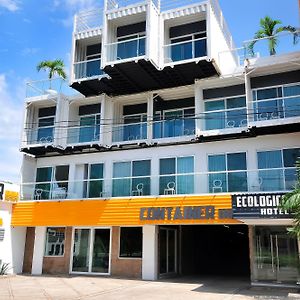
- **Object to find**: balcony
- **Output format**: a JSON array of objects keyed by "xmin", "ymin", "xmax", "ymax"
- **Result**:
[
  {"xmin": 106, "ymin": 36, "xmax": 146, "ymax": 64},
  {"xmin": 74, "ymin": 58, "xmax": 105, "ymax": 81},
  {"xmin": 20, "ymin": 167, "xmax": 296, "ymax": 201},
  {"xmin": 112, "ymin": 121, "xmax": 147, "ymax": 143},
  {"xmin": 74, "ymin": 8, "xmax": 103, "ymax": 34},
  {"xmin": 164, "ymin": 36, "xmax": 207, "ymax": 65},
  {"xmin": 153, "ymin": 115, "xmax": 195, "ymax": 139}
]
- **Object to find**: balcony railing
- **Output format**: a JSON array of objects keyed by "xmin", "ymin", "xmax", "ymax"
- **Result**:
[
  {"xmin": 26, "ymin": 78, "xmax": 81, "ymax": 98},
  {"xmin": 112, "ymin": 122, "xmax": 147, "ymax": 143},
  {"xmin": 74, "ymin": 58, "xmax": 104, "ymax": 80},
  {"xmin": 106, "ymin": 0, "xmax": 154, "ymax": 10},
  {"xmin": 253, "ymin": 96, "xmax": 300, "ymax": 122},
  {"xmin": 105, "ymin": 36, "xmax": 146, "ymax": 63},
  {"xmin": 20, "ymin": 168, "xmax": 296, "ymax": 201},
  {"xmin": 67, "ymin": 125, "xmax": 101, "ymax": 144},
  {"xmin": 74, "ymin": 8, "xmax": 103, "ymax": 33},
  {"xmin": 164, "ymin": 37, "xmax": 207, "ymax": 64},
  {"xmin": 153, "ymin": 117, "xmax": 195, "ymax": 139},
  {"xmin": 22, "ymin": 127, "xmax": 55, "ymax": 146}
]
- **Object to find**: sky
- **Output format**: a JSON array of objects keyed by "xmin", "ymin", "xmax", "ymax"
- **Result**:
[{"xmin": 0, "ymin": 0, "xmax": 299, "ymax": 183}]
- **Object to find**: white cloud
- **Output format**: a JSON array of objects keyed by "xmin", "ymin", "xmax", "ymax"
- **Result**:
[
  {"xmin": 0, "ymin": 0, "xmax": 19, "ymax": 12},
  {"xmin": 0, "ymin": 74, "xmax": 24, "ymax": 183},
  {"xmin": 21, "ymin": 47, "xmax": 39, "ymax": 56}
]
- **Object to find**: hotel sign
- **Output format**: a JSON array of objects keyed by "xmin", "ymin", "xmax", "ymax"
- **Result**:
[{"xmin": 232, "ymin": 193, "xmax": 292, "ymax": 219}]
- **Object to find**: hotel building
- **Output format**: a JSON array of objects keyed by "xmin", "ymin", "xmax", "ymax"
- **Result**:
[{"xmin": 9, "ymin": 0, "xmax": 300, "ymax": 286}]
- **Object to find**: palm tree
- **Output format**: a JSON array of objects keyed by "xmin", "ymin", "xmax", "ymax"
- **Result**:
[
  {"xmin": 36, "ymin": 59, "xmax": 67, "ymax": 88},
  {"xmin": 248, "ymin": 16, "xmax": 299, "ymax": 56},
  {"xmin": 280, "ymin": 159, "xmax": 300, "ymax": 237}
]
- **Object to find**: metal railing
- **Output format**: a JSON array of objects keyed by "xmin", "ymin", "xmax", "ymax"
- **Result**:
[
  {"xmin": 74, "ymin": 8, "xmax": 103, "ymax": 33},
  {"xmin": 21, "ymin": 127, "xmax": 55, "ymax": 146},
  {"xmin": 20, "ymin": 168, "xmax": 296, "ymax": 201},
  {"xmin": 26, "ymin": 78, "xmax": 81, "ymax": 98},
  {"xmin": 74, "ymin": 58, "xmax": 104, "ymax": 80},
  {"xmin": 160, "ymin": 0, "xmax": 203, "ymax": 12},
  {"xmin": 106, "ymin": 0, "xmax": 150, "ymax": 11},
  {"xmin": 164, "ymin": 37, "xmax": 207, "ymax": 63},
  {"xmin": 112, "ymin": 122, "xmax": 147, "ymax": 143},
  {"xmin": 153, "ymin": 118, "xmax": 196, "ymax": 139},
  {"xmin": 105, "ymin": 36, "xmax": 146, "ymax": 63},
  {"xmin": 67, "ymin": 125, "xmax": 101, "ymax": 144}
]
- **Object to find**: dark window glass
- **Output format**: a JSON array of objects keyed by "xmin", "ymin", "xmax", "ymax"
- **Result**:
[
  {"xmin": 227, "ymin": 153, "xmax": 247, "ymax": 170},
  {"xmin": 160, "ymin": 158, "xmax": 176, "ymax": 175},
  {"xmin": 45, "ymin": 227, "xmax": 65, "ymax": 256},
  {"xmin": 119, "ymin": 227, "xmax": 142, "ymax": 258},
  {"xmin": 283, "ymin": 148, "xmax": 300, "ymax": 167}
]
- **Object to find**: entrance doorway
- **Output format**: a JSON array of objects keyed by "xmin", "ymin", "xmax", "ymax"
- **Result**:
[
  {"xmin": 180, "ymin": 225, "xmax": 250, "ymax": 276},
  {"xmin": 71, "ymin": 228, "xmax": 111, "ymax": 274},
  {"xmin": 253, "ymin": 226, "xmax": 300, "ymax": 284},
  {"xmin": 159, "ymin": 227, "xmax": 177, "ymax": 276}
]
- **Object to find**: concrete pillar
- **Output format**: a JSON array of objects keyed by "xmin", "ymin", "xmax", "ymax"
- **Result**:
[
  {"xmin": 194, "ymin": 82, "xmax": 204, "ymax": 135},
  {"xmin": 142, "ymin": 225, "xmax": 158, "ymax": 280},
  {"xmin": 147, "ymin": 92, "xmax": 154, "ymax": 144},
  {"xmin": 31, "ymin": 226, "xmax": 46, "ymax": 275}
]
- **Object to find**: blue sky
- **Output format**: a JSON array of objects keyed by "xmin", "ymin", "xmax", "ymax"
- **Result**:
[{"xmin": 0, "ymin": 0, "xmax": 299, "ymax": 183}]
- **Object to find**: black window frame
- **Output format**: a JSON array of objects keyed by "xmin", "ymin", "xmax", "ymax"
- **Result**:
[{"xmin": 119, "ymin": 227, "xmax": 142, "ymax": 258}]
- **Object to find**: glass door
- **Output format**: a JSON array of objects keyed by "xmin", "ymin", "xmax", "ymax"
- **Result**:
[
  {"xmin": 71, "ymin": 228, "xmax": 111, "ymax": 274},
  {"xmin": 159, "ymin": 228, "xmax": 177, "ymax": 276},
  {"xmin": 253, "ymin": 227, "xmax": 300, "ymax": 284}
]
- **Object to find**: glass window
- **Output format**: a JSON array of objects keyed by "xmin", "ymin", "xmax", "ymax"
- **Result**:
[
  {"xmin": 88, "ymin": 164, "xmax": 104, "ymax": 198},
  {"xmin": 35, "ymin": 167, "xmax": 52, "ymax": 200},
  {"xmin": 79, "ymin": 114, "xmax": 100, "ymax": 143},
  {"xmin": 257, "ymin": 148, "xmax": 299, "ymax": 191},
  {"xmin": 204, "ymin": 96, "xmax": 247, "ymax": 130},
  {"xmin": 208, "ymin": 152, "xmax": 247, "ymax": 193},
  {"xmin": 256, "ymin": 87, "xmax": 281, "ymax": 100},
  {"xmin": 257, "ymin": 151, "xmax": 282, "ymax": 169},
  {"xmin": 283, "ymin": 84, "xmax": 300, "ymax": 97},
  {"xmin": 113, "ymin": 160, "xmax": 151, "ymax": 197},
  {"xmin": 159, "ymin": 156, "xmax": 194, "ymax": 195},
  {"xmin": 45, "ymin": 227, "xmax": 65, "ymax": 256},
  {"xmin": 119, "ymin": 227, "xmax": 142, "ymax": 258},
  {"xmin": 283, "ymin": 148, "xmax": 300, "ymax": 167}
]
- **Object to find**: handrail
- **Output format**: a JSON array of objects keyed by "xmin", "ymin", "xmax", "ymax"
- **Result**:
[
  {"xmin": 74, "ymin": 57, "xmax": 101, "ymax": 65},
  {"xmin": 105, "ymin": 35, "xmax": 146, "ymax": 46},
  {"xmin": 163, "ymin": 36, "xmax": 206, "ymax": 48}
]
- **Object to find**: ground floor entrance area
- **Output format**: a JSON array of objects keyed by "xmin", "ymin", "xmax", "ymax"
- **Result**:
[{"xmin": 158, "ymin": 225, "xmax": 250, "ymax": 278}]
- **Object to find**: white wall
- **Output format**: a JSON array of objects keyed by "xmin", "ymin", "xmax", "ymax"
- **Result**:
[
  {"xmin": 31, "ymin": 226, "xmax": 46, "ymax": 275},
  {"xmin": 142, "ymin": 225, "xmax": 158, "ymax": 280},
  {"xmin": 0, "ymin": 202, "xmax": 26, "ymax": 274}
]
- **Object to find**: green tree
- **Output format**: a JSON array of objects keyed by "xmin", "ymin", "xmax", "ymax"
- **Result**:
[
  {"xmin": 280, "ymin": 160, "xmax": 300, "ymax": 237},
  {"xmin": 248, "ymin": 16, "xmax": 299, "ymax": 56},
  {"xmin": 36, "ymin": 59, "xmax": 67, "ymax": 88}
]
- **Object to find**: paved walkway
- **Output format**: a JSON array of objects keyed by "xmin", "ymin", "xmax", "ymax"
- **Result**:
[{"xmin": 0, "ymin": 275, "xmax": 299, "ymax": 300}]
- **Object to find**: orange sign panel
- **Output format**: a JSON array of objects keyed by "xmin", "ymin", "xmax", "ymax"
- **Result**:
[{"xmin": 12, "ymin": 195, "xmax": 241, "ymax": 227}]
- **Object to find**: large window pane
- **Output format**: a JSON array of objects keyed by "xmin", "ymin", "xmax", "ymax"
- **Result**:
[
  {"xmin": 228, "ymin": 171, "xmax": 248, "ymax": 192},
  {"xmin": 72, "ymin": 229, "xmax": 90, "ymax": 272},
  {"xmin": 205, "ymin": 112, "xmax": 225, "ymax": 130},
  {"xmin": 88, "ymin": 164, "xmax": 104, "ymax": 198},
  {"xmin": 284, "ymin": 97, "xmax": 300, "ymax": 118},
  {"xmin": 177, "ymin": 156, "xmax": 194, "ymax": 173},
  {"xmin": 283, "ymin": 148, "xmax": 300, "ymax": 167},
  {"xmin": 258, "ymin": 151, "xmax": 282, "ymax": 169},
  {"xmin": 259, "ymin": 169, "xmax": 284, "ymax": 191},
  {"xmin": 257, "ymin": 87, "xmax": 281, "ymax": 100},
  {"xmin": 177, "ymin": 174, "xmax": 194, "ymax": 194},
  {"xmin": 35, "ymin": 167, "xmax": 52, "ymax": 200},
  {"xmin": 227, "ymin": 153, "xmax": 246, "ymax": 170},
  {"xmin": 285, "ymin": 168, "xmax": 297, "ymax": 190},
  {"xmin": 208, "ymin": 155, "xmax": 226, "ymax": 172},
  {"xmin": 52, "ymin": 166, "xmax": 69, "ymax": 199},
  {"xmin": 119, "ymin": 227, "xmax": 142, "ymax": 258},
  {"xmin": 113, "ymin": 162, "xmax": 131, "ymax": 178},
  {"xmin": 227, "ymin": 96, "xmax": 246, "ymax": 109},
  {"xmin": 283, "ymin": 84, "xmax": 300, "ymax": 97},
  {"xmin": 160, "ymin": 158, "xmax": 176, "ymax": 175},
  {"xmin": 209, "ymin": 172, "xmax": 227, "ymax": 193},
  {"xmin": 227, "ymin": 109, "xmax": 247, "ymax": 128},
  {"xmin": 205, "ymin": 100, "xmax": 225, "ymax": 111},
  {"xmin": 133, "ymin": 160, "xmax": 150, "ymax": 176}
]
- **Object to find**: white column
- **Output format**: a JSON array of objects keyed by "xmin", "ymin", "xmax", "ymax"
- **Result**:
[
  {"xmin": 142, "ymin": 225, "xmax": 158, "ymax": 280},
  {"xmin": 245, "ymin": 69, "xmax": 253, "ymax": 123},
  {"xmin": 147, "ymin": 92, "xmax": 154, "ymax": 144},
  {"xmin": 11, "ymin": 226, "xmax": 27, "ymax": 274},
  {"xmin": 195, "ymin": 82, "xmax": 204, "ymax": 136},
  {"xmin": 31, "ymin": 226, "xmax": 46, "ymax": 275}
]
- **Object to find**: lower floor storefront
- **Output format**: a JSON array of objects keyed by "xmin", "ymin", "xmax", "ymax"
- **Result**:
[
  {"xmin": 10, "ymin": 193, "xmax": 300, "ymax": 286},
  {"xmin": 19, "ymin": 224, "xmax": 300, "ymax": 286}
]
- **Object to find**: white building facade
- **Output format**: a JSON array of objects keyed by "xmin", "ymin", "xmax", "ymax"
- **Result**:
[{"xmin": 12, "ymin": 0, "xmax": 300, "ymax": 286}]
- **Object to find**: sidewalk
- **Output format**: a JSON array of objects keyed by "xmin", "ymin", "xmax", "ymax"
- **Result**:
[{"xmin": 0, "ymin": 275, "xmax": 299, "ymax": 300}]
